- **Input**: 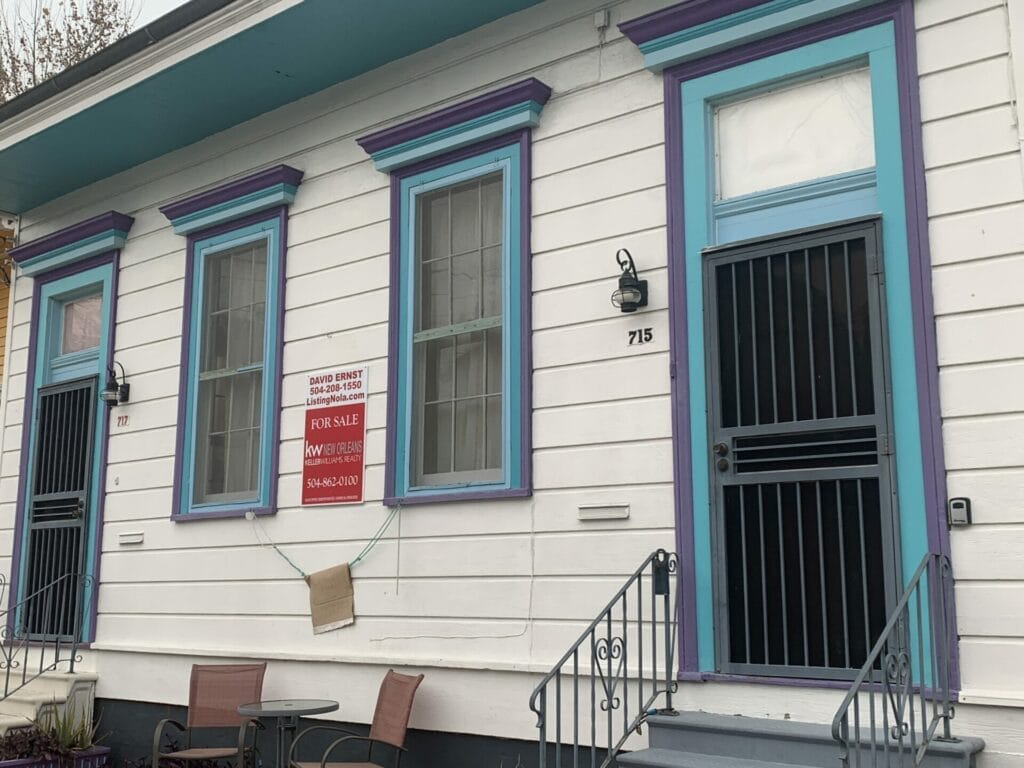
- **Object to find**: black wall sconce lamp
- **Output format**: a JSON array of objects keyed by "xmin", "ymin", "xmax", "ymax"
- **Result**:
[
  {"xmin": 611, "ymin": 248, "xmax": 648, "ymax": 313},
  {"xmin": 101, "ymin": 362, "xmax": 130, "ymax": 406}
]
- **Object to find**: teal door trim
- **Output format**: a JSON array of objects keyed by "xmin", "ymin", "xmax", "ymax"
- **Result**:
[
  {"xmin": 677, "ymin": 23, "xmax": 930, "ymax": 674},
  {"xmin": 9, "ymin": 252, "xmax": 120, "ymax": 642}
]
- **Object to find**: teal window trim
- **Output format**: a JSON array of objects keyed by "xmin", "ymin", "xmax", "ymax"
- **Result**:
[
  {"xmin": 389, "ymin": 141, "xmax": 526, "ymax": 503},
  {"xmin": 17, "ymin": 230, "xmax": 130, "ymax": 277},
  {"xmin": 370, "ymin": 101, "xmax": 544, "ymax": 172},
  {"xmin": 176, "ymin": 216, "xmax": 283, "ymax": 518},
  {"xmin": 680, "ymin": 22, "xmax": 929, "ymax": 672},
  {"xmin": 167, "ymin": 184, "xmax": 299, "ymax": 235},
  {"xmin": 19, "ymin": 262, "xmax": 114, "ymax": 640},
  {"xmin": 639, "ymin": 0, "xmax": 884, "ymax": 72},
  {"xmin": 712, "ymin": 168, "xmax": 879, "ymax": 244}
]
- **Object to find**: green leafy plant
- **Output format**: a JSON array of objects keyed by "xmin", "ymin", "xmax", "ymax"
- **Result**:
[
  {"xmin": 34, "ymin": 701, "xmax": 100, "ymax": 753},
  {"xmin": 0, "ymin": 702, "xmax": 106, "ymax": 768}
]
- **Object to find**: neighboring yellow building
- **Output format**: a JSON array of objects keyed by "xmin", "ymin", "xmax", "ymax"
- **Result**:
[{"xmin": 0, "ymin": 228, "xmax": 11, "ymax": 385}]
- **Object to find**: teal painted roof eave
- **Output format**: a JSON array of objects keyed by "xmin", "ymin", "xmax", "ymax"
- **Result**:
[{"xmin": 0, "ymin": 0, "xmax": 543, "ymax": 214}]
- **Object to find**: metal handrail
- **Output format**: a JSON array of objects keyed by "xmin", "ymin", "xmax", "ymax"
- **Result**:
[
  {"xmin": 529, "ymin": 549, "xmax": 679, "ymax": 768},
  {"xmin": 831, "ymin": 552, "xmax": 956, "ymax": 767},
  {"xmin": 0, "ymin": 571, "xmax": 93, "ymax": 700}
]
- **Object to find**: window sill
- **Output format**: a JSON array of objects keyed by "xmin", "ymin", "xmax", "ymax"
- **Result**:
[
  {"xmin": 171, "ymin": 506, "xmax": 274, "ymax": 522},
  {"xmin": 384, "ymin": 486, "xmax": 531, "ymax": 506}
]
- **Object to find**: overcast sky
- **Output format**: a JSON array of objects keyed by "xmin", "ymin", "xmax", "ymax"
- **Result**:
[{"xmin": 135, "ymin": 0, "xmax": 191, "ymax": 26}]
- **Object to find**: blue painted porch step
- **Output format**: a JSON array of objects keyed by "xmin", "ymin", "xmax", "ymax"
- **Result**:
[
  {"xmin": 625, "ymin": 712, "xmax": 984, "ymax": 768},
  {"xmin": 618, "ymin": 748, "xmax": 813, "ymax": 768}
]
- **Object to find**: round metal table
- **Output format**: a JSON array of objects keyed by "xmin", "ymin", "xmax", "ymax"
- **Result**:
[{"xmin": 238, "ymin": 698, "xmax": 339, "ymax": 768}]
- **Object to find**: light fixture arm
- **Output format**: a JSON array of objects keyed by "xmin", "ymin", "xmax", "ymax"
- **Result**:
[
  {"xmin": 610, "ymin": 247, "xmax": 648, "ymax": 313},
  {"xmin": 616, "ymin": 248, "xmax": 638, "ymax": 281},
  {"xmin": 102, "ymin": 361, "xmax": 131, "ymax": 406}
]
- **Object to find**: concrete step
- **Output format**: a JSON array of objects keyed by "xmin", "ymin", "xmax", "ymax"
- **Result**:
[
  {"xmin": 619, "ymin": 748, "xmax": 814, "ymax": 768},
  {"xmin": 646, "ymin": 712, "xmax": 985, "ymax": 768},
  {"xmin": 0, "ymin": 691, "xmax": 67, "ymax": 721},
  {"xmin": 0, "ymin": 670, "xmax": 98, "ymax": 728},
  {"xmin": 20, "ymin": 671, "xmax": 99, "ymax": 700}
]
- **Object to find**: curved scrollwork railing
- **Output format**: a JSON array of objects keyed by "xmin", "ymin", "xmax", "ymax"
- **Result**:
[
  {"xmin": 529, "ymin": 550, "xmax": 679, "ymax": 768},
  {"xmin": 832, "ymin": 553, "xmax": 956, "ymax": 767},
  {"xmin": 0, "ymin": 572, "xmax": 93, "ymax": 700}
]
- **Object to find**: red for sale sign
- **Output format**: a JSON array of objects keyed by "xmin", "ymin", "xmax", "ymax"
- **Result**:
[{"xmin": 301, "ymin": 366, "xmax": 368, "ymax": 505}]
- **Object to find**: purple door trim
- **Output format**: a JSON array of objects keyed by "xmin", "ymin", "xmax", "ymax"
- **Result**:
[
  {"xmin": 8, "ymin": 249, "xmax": 122, "ymax": 644},
  {"xmin": 650, "ymin": 0, "xmax": 957, "ymax": 688}
]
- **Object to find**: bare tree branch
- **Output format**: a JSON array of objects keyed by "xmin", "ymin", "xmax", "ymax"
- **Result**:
[{"xmin": 0, "ymin": 0, "xmax": 135, "ymax": 104}]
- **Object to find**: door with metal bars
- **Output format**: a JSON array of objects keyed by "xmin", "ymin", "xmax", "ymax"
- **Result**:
[
  {"xmin": 704, "ymin": 219, "xmax": 900, "ymax": 679},
  {"xmin": 20, "ymin": 377, "xmax": 97, "ymax": 640}
]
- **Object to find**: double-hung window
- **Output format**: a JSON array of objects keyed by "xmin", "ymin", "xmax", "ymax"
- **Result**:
[
  {"xmin": 413, "ymin": 169, "xmax": 505, "ymax": 485},
  {"xmin": 193, "ymin": 233, "xmax": 270, "ymax": 504},
  {"xmin": 179, "ymin": 218, "xmax": 283, "ymax": 517},
  {"xmin": 390, "ymin": 140, "xmax": 529, "ymax": 502},
  {"xmin": 357, "ymin": 79, "xmax": 548, "ymax": 504},
  {"xmin": 162, "ymin": 166, "xmax": 301, "ymax": 519}
]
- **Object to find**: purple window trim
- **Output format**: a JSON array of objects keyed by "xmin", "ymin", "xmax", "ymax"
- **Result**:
[
  {"xmin": 382, "ymin": 129, "xmax": 533, "ymax": 506},
  {"xmin": 170, "ymin": 506, "xmax": 275, "ymax": 523},
  {"xmin": 8, "ymin": 212, "xmax": 134, "ymax": 264},
  {"xmin": 653, "ymin": 0, "xmax": 956, "ymax": 687},
  {"xmin": 383, "ymin": 486, "xmax": 533, "ymax": 507},
  {"xmin": 356, "ymin": 79, "xmax": 551, "ymax": 156},
  {"xmin": 619, "ymin": 0, "xmax": 771, "ymax": 46},
  {"xmin": 8, "ymin": 248, "xmax": 123, "ymax": 644},
  {"xmin": 158, "ymin": 165, "xmax": 304, "ymax": 222},
  {"xmin": 169, "ymin": 206, "xmax": 290, "ymax": 522}
]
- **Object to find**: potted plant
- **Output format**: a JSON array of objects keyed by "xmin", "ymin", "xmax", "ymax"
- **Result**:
[{"xmin": 0, "ymin": 704, "xmax": 109, "ymax": 768}]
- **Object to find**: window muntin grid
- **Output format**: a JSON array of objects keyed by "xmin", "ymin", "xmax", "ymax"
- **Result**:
[
  {"xmin": 412, "ymin": 172, "xmax": 504, "ymax": 486},
  {"xmin": 194, "ymin": 241, "xmax": 267, "ymax": 503}
]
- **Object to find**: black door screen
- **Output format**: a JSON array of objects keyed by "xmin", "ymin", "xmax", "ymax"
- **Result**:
[
  {"xmin": 703, "ymin": 219, "xmax": 899, "ymax": 679},
  {"xmin": 21, "ymin": 377, "xmax": 97, "ymax": 640}
]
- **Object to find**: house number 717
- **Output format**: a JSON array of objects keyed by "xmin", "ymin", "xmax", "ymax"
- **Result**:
[{"xmin": 628, "ymin": 328, "xmax": 653, "ymax": 346}]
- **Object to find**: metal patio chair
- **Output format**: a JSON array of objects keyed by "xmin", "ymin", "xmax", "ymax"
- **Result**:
[
  {"xmin": 288, "ymin": 670, "xmax": 424, "ymax": 768},
  {"xmin": 153, "ymin": 662, "xmax": 268, "ymax": 768}
]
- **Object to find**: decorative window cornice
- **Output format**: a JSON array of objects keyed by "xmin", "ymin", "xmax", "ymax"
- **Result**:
[
  {"xmin": 619, "ymin": 0, "xmax": 886, "ymax": 72},
  {"xmin": 9, "ymin": 211, "xmax": 134, "ymax": 277},
  {"xmin": 619, "ymin": 0, "xmax": 766, "ymax": 45},
  {"xmin": 357, "ymin": 78, "xmax": 552, "ymax": 173},
  {"xmin": 159, "ymin": 164, "xmax": 304, "ymax": 235}
]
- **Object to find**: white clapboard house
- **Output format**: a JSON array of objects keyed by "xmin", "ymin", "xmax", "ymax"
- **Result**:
[{"xmin": 0, "ymin": 0, "xmax": 1020, "ymax": 766}]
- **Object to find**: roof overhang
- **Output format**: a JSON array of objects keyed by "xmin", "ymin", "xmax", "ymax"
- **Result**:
[{"xmin": 0, "ymin": 0, "xmax": 543, "ymax": 214}]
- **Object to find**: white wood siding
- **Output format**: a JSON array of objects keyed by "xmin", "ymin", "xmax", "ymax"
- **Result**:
[
  {"xmin": 0, "ymin": 0, "xmax": 679, "ymax": 744},
  {"xmin": 918, "ymin": 0, "xmax": 1024, "ymax": 759},
  {"xmin": 920, "ymin": 0, "xmax": 1024, "ymax": 719},
  {"xmin": 0, "ymin": 0, "xmax": 1022, "ymax": 759}
]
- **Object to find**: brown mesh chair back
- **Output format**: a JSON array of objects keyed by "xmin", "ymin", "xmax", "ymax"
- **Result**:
[
  {"xmin": 367, "ymin": 670, "xmax": 424, "ymax": 749},
  {"xmin": 187, "ymin": 663, "xmax": 267, "ymax": 728}
]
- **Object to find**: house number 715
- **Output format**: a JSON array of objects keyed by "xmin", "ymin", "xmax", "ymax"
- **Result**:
[{"xmin": 628, "ymin": 328, "xmax": 653, "ymax": 346}]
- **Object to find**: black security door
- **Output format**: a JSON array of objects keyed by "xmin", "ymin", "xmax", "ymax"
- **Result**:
[
  {"xmin": 21, "ymin": 377, "xmax": 97, "ymax": 640},
  {"xmin": 704, "ymin": 219, "xmax": 900, "ymax": 679}
]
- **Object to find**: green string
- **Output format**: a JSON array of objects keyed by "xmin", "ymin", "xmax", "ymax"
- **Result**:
[
  {"xmin": 271, "ymin": 543, "xmax": 307, "ymax": 579},
  {"xmin": 255, "ymin": 507, "xmax": 399, "ymax": 578},
  {"xmin": 350, "ymin": 506, "xmax": 399, "ymax": 568}
]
